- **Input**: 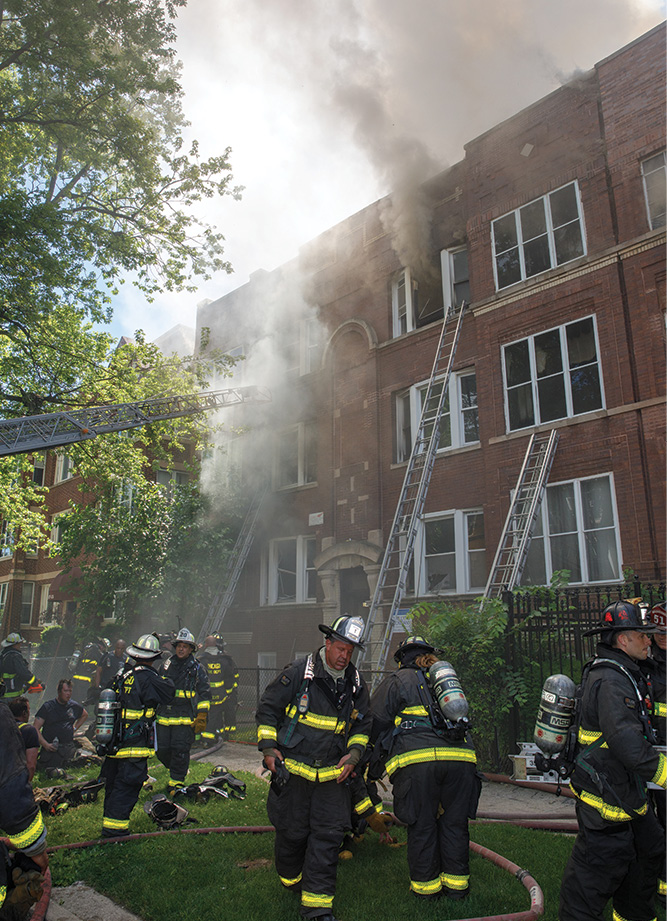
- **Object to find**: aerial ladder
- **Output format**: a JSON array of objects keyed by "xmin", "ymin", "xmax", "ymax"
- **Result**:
[
  {"xmin": 196, "ymin": 483, "xmax": 267, "ymax": 644},
  {"xmin": 357, "ymin": 303, "xmax": 467, "ymax": 684},
  {"xmin": 481, "ymin": 429, "xmax": 559, "ymax": 600},
  {"xmin": 0, "ymin": 386, "xmax": 271, "ymax": 457}
]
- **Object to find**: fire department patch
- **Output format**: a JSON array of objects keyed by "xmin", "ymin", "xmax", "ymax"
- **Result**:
[
  {"xmin": 624, "ymin": 697, "xmax": 636, "ymax": 709},
  {"xmin": 280, "ymin": 675, "xmax": 291, "ymax": 686}
]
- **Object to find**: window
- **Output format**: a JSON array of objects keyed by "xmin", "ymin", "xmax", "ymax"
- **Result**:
[
  {"xmin": 275, "ymin": 422, "xmax": 317, "ymax": 489},
  {"xmin": 414, "ymin": 510, "xmax": 486, "ymax": 595},
  {"xmin": 521, "ymin": 474, "xmax": 620, "ymax": 585},
  {"xmin": 20, "ymin": 581, "xmax": 35, "ymax": 625},
  {"xmin": 0, "ymin": 582, "xmax": 8, "ymax": 616},
  {"xmin": 492, "ymin": 182, "xmax": 585, "ymax": 290},
  {"xmin": 304, "ymin": 317, "xmax": 323, "ymax": 373},
  {"xmin": 392, "ymin": 268, "xmax": 419, "ymax": 336},
  {"xmin": 38, "ymin": 584, "xmax": 55, "ymax": 625},
  {"xmin": 641, "ymin": 152, "xmax": 666, "ymax": 230},
  {"xmin": 265, "ymin": 536, "xmax": 317, "ymax": 605},
  {"xmin": 116, "ymin": 479, "xmax": 135, "ymax": 512},
  {"xmin": 32, "ymin": 453, "xmax": 46, "ymax": 486},
  {"xmin": 441, "ymin": 247, "xmax": 470, "ymax": 311},
  {"xmin": 283, "ymin": 317, "xmax": 322, "ymax": 377},
  {"xmin": 502, "ymin": 316, "xmax": 603, "ymax": 432},
  {"xmin": 396, "ymin": 371, "xmax": 479, "ymax": 463},
  {"xmin": 156, "ymin": 469, "xmax": 189, "ymax": 490},
  {"xmin": 50, "ymin": 512, "xmax": 68, "ymax": 548},
  {"xmin": 55, "ymin": 453, "xmax": 74, "ymax": 482},
  {"xmin": 0, "ymin": 521, "xmax": 13, "ymax": 558}
]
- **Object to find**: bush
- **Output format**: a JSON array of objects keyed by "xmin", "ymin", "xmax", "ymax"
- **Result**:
[{"xmin": 37, "ymin": 624, "xmax": 75, "ymax": 656}]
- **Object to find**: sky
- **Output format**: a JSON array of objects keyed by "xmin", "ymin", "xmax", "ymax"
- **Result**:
[{"xmin": 106, "ymin": 0, "xmax": 666, "ymax": 344}]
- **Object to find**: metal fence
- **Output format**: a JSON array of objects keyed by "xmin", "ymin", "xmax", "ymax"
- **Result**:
[{"xmin": 504, "ymin": 579, "xmax": 666, "ymax": 754}]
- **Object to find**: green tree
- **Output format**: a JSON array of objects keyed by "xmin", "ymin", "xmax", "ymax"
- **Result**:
[{"xmin": 0, "ymin": 0, "xmax": 240, "ymax": 414}]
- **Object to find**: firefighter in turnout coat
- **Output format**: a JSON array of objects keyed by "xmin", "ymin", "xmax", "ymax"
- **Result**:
[
  {"xmin": 559, "ymin": 601, "xmax": 667, "ymax": 921},
  {"xmin": 0, "ymin": 634, "xmax": 41, "ymax": 700},
  {"xmin": 100, "ymin": 634, "xmax": 175, "ymax": 837},
  {"xmin": 643, "ymin": 600, "xmax": 667, "ymax": 908},
  {"xmin": 157, "ymin": 628, "xmax": 211, "ymax": 793},
  {"xmin": 256, "ymin": 616, "xmax": 371, "ymax": 921},
  {"xmin": 370, "ymin": 636, "xmax": 480, "ymax": 902}
]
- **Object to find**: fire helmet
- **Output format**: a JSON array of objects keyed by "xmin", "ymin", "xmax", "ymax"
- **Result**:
[
  {"xmin": 583, "ymin": 600, "xmax": 658, "ymax": 636},
  {"xmin": 126, "ymin": 634, "xmax": 162, "ymax": 660},
  {"xmin": 173, "ymin": 628, "xmax": 196, "ymax": 649},
  {"xmin": 1, "ymin": 633, "xmax": 25, "ymax": 648},
  {"xmin": 394, "ymin": 635, "xmax": 435, "ymax": 663},
  {"xmin": 647, "ymin": 601, "xmax": 667, "ymax": 632},
  {"xmin": 318, "ymin": 615, "xmax": 365, "ymax": 649}
]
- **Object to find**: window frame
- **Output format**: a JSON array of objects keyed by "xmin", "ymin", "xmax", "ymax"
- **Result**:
[
  {"xmin": 392, "ymin": 268, "xmax": 419, "ymax": 337},
  {"xmin": 264, "ymin": 536, "xmax": 317, "ymax": 606},
  {"xmin": 491, "ymin": 181, "xmax": 586, "ymax": 291},
  {"xmin": 0, "ymin": 582, "xmax": 8, "ymax": 616},
  {"xmin": 0, "ymin": 520, "xmax": 13, "ymax": 559},
  {"xmin": 501, "ymin": 315, "xmax": 604, "ymax": 433},
  {"xmin": 414, "ymin": 509, "xmax": 487, "ymax": 596},
  {"xmin": 520, "ymin": 473, "xmax": 622, "ymax": 586},
  {"xmin": 641, "ymin": 151, "xmax": 666, "ymax": 230},
  {"xmin": 440, "ymin": 246, "xmax": 470, "ymax": 312},
  {"xmin": 32, "ymin": 453, "xmax": 46, "ymax": 486},
  {"xmin": 54, "ymin": 452, "xmax": 75, "ymax": 483},
  {"xmin": 20, "ymin": 581, "xmax": 35, "ymax": 626},
  {"xmin": 395, "ymin": 369, "xmax": 480, "ymax": 463},
  {"xmin": 274, "ymin": 422, "xmax": 317, "ymax": 490}
]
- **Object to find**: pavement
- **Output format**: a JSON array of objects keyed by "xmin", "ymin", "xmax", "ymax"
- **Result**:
[{"xmin": 41, "ymin": 741, "xmax": 576, "ymax": 919}]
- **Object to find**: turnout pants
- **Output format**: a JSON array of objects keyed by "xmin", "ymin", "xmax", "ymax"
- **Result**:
[
  {"xmin": 156, "ymin": 723, "xmax": 194, "ymax": 789},
  {"xmin": 267, "ymin": 772, "xmax": 351, "ymax": 919},
  {"xmin": 101, "ymin": 756, "xmax": 148, "ymax": 837},
  {"xmin": 560, "ymin": 801, "xmax": 665, "ymax": 921},
  {"xmin": 392, "ymin": 760, "xmax": 479, "ymax": 898}
]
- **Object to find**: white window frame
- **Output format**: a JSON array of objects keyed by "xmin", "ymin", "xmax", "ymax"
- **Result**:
[
  {"xmin": 228, "ymin": 345, "xmax": 245, "ymax": 381},
  {"xmin": 396, "ymin": 370, "xmax": 480, "ymax": 463},
  {"xmin": 440, "ymin": 247, "xmax": 470, "ymax": 312},
  {"xmin": 50, "ymin": 511, "xmax": 69, "ymax": 551},
  {"xmin": 0, "ymin": 520, "xmax": 13, "ymax": 559},
  {"xmin": 0, "ymin": 582, "xmax": 8, "ymax": 615},
  {"xmin": 502, "ymin": 315, "xmax": 604, "ymax": 433},
  {"xmin": 520, "ymin": 473, "xmax": 622, "ymax": 586},
  {"xmin": 264, "ymin": 536, "xmax": 317, "ymax": 606},
  {"xmin": 32, "ymin": 453, "xmax": 46, "ymax": 486},
  {"xmin": 491, "ymin": 181, "xmax": 586, "ymax": 291},
  {"xmin": 38, "ymin": 584, "xmax": 55, "ymax": 625},
  {"xmin": 414, "ymin": 509, "xmax": 487, "ymax": 596},
  {"xmin": 20, "ymin": 581, "xmax": 35, "ymax": 625},
  {"xmin": 274, "ymin": 422, "xmax": 317, "ymax": 489},
  {"xmin": 392, "ymin": 268, "xmax": 419, "ymax": 337},
  {"xmin": 641, "ymin": 151, "xmax": 666, "ymax": 230},
  {"xmin": 54, "ymin": 452, "xmax": 75, "ymax": 483},
  {"xmin": 115, "ymin": 479, "xmax": 135, "ymax": 513},
  {"xmin": 156, "ymin": 468, "xmax": 189, "ymax": 491}
]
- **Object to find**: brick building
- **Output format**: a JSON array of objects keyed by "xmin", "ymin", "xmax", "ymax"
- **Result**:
[{"xmin": 196, "ymin": 24, "xmax": 665, "ymax": 670}]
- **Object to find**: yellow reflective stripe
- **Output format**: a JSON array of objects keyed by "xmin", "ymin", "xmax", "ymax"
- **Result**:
[
  {"xmin": 156, "ymin": 716, "xmax": 193, "ymax": 726},
  {"xmin": 301, "ymin": 891, "xmax": 334, "ymax": 909},
  {"xmin": 386, "ymin": 746, "xmax": 477, "ymax": 776},
  {"xmin": 577, "ymin": 727, "xmax": 608, "ymax": 748},
  {"xmin": 73, "ymin": 674, "xmax": 92, "ymax": 682},
  {"xmin": 658, "ymin": 878, "xmax": 666, "ymax": 895},
  {"xmin": 209, "ymin": 680, "xmax": 225, "ymax": 688},
  {"xmin": 110, "ymin": 747, "xmax": 152, "ymax": 758},
  {"xmin": 26, "ymin": 675, "xmax": 37, "ymax": 687},
  {"xmin": 570, "ymin": 785, "xmax": 649, "ymax": 822},
  {"xmin": 655, "ymin": 701, "xmax": 666, "ymax": 717},
  {"xmin": 285, "ymin": 705, "xmax": 345, "ymax": 733},
  {"xmin": 411, "ymin": 877, "xmax": 441, "ymax": 895},
  {"xmin": 201, "ymin": 731, "xmax": 216, "ymax": 739},
  {"xmin": 198, "ymin": 701, "xmax": 211, "ymax": 711},
  {"xmin": 279, "ymin": 873, "xmax": 302, "ymax": 887},
  {"xmin": 0, "ymin": 884, "xmax": 5, "ymax": 909},
  {"xmin": 121, "ymin": 708, "xmax": 154, "ymax": 720},
  {"xmin": 354, "ymin": 796, "xmax": 373, "ymax": 815},
  {"xmin": 102, "ymin": 817, "xmax": 130, "ymax": 830},
  {"xmin": 395, "ymin": 705, "xmax": 429, "ymax": 726},
  {"xmin": 175, "ymin": 689, "xmax": 195, "ymax": 698},
  {"xmin": 8, "ymin": 812, "xmax": 44, "ymax": 850},
  {"xmin": 348, "ymin": 733, "xmax": 369, "ymax": 748},
  {"xmin": 441, "ymin": 873, "xmax": 469, "ymax": 890},
  {"xmin": 284, "ymin": 758, "xmax": 345, "ymax": 782},
  {"xmin": 651, "ymin": 752, "xmax": 667, "ymax": 787},
  {"xmin": 257, "ymin": 725, "xmax": 277, "ymax": 742}
]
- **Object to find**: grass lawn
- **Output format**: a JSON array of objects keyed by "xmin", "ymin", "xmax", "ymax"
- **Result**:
[{"xmin": 41, "ymin": 759, "xmax": 585, "ymax": 921}]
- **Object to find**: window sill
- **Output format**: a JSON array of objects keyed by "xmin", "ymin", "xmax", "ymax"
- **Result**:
[
  {"xmin": 391, "ymin": 441, "xmax": 481, "ymax": 468},
  {"xmin": 273, "ymin": 481, "xmax": 318, "ymax": 493}
]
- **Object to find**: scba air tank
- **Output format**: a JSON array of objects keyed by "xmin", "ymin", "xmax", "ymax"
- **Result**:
[
  {"xmin": 534, "ymin": 674, "xmax": 576, "ymax": 755},
  {"xmin": 427, "ymin": 660, "xmax": 469, "ymax": 722},
  {"xmin": 95, "ymin": 687, "xmax": 120, "ymax": 745}
]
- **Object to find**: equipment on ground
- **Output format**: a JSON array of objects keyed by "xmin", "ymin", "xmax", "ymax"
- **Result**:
[{"xmin": 143, "ymin": 794, "xmax": 194, "ymax": 829}]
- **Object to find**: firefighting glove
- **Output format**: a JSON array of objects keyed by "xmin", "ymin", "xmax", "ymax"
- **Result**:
[
  {"xmin": 2, "ymin": 866, "xmax": 45, "ymax": 919},
  {"xmin": 366, "ymin": 811, "xmax": 394, "ymax": 834},
  {"xmin": 193, "ymin": 711, "xmax": 208, "ymax": 734}
]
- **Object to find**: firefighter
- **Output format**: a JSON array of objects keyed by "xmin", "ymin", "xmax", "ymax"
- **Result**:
[
  {"xmin": 370, "ymin": 635, "xmax": 479, "ymax": 902},
  {"xmin": 156, "ymin": 628, "xmax": 211, "ymax": 794},
  {"xmin": 559, "ymin": 600, "xmax": 667, "ymax": 921},
  {"xmin": 197, "ymin": 635, "xmax": 226, "ymax": 746},
  {"xmin": 71, "ymin": 637, "xmax": 106, "ymax": 705},
  {"xmin": 644, "ymin": 600, "xmax": 666, "ymax": 908},
  {"xmin": 0, "ymin": 698, "xmax": 48, "ymax": 914},
  {"xmin": 219, "ymin": 635, "xmax": 239, "ymax": 738},
  {"xmin": 99, "ymin": 639, "xmax": 128, "ymax": 689},
  {"xmin": 0, "ymin": 633, "xmax": 41, "ymax": 700},
  {"xmin": 100, "ymin": 634, "xmax": 175, "ymax": 838},
  {"xmin": 256, "ymin": 615, "xmax": 371, "ymax": 921}
]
